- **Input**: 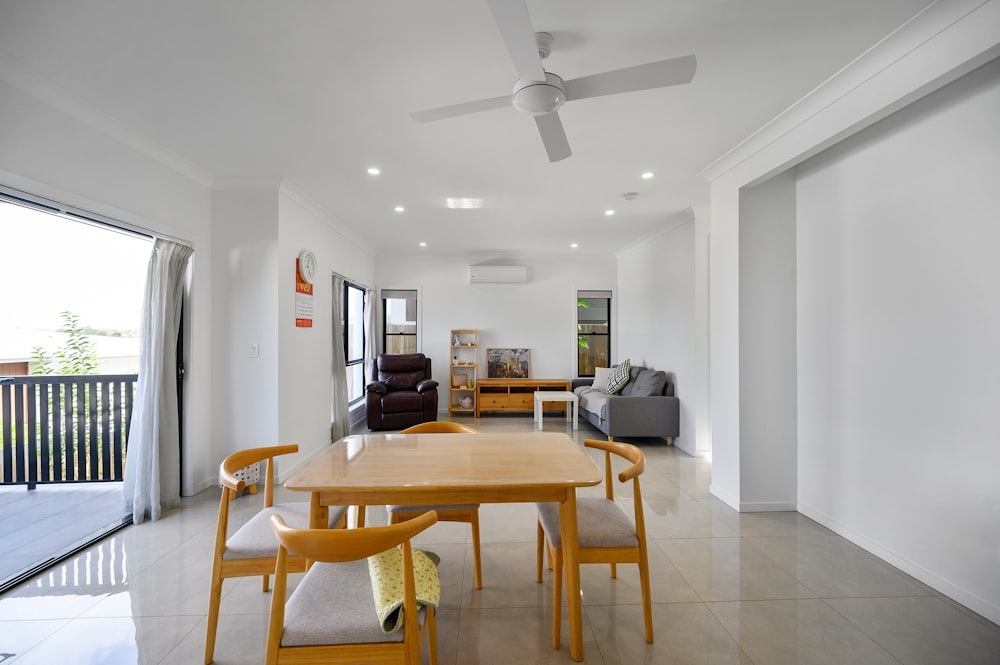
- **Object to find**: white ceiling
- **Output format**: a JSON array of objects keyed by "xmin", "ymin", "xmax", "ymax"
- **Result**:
[{"xmin": 0, "ymin": 0, "xmax": 931, "ymax": 258}]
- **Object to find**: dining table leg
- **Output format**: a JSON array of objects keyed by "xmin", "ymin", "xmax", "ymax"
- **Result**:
[
  {"xmin": 309, "ymin": 492, "xmax": 327, "ymax": 529},
  {"xmin": 560, "ymin": 490, "xmax": 585, "ymax": 662}
]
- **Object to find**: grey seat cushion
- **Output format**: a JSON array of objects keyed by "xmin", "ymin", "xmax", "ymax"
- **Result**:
[
  {"xmin": 224, "ymin": 502, "xmax": 348, "ymax": 560},
  {"xmin": 282, "ymin": 558, "xmax": 411, "ymax": 646},
  {"xmin": 537, "ymin": 498, "xmax": 639, "ymax": 549},
  {"xmin": 630, "ymin": 369, "xmax": 667, "ymax": 397}
]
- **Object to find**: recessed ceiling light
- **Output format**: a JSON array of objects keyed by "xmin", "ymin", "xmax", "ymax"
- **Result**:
[
  {"xmin": 367, "ymin": 167, "xmax": 380, "ymax": 175},
  {"xmin": 605, "ymin": 209, "xmax": 615, "ymax": 216},
  {"xmin": 641, "ymin": 171, "xmax": 654, "ymax": 179},
  {"xmin": 419, "ymin": 242, "xmax": 427, "ymax": 247},
  {"xmin": 570, "ymin": 243, "xmax": 579, "ymax": 248},
  {"xmin": 394, "ymin": 206, "xmax": 405, "ymax": 213},
  {"xmin": 446, "ymin": 197, "xmax": 483, "ymax": 209}
]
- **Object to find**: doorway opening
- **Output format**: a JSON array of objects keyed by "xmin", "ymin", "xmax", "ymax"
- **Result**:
[{"xmin": 0, "ymin": 188, "xmax": 152, "ymax": 592}]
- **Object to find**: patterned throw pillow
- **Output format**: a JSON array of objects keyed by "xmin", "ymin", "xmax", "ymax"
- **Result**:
[{"xmin": 607, "ymin": 358, "xmax": 631, "ymax": 395}]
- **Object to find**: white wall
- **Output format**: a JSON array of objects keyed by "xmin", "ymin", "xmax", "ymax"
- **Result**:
[
  {"xmin": 617, "ymin": 218, "xmax": 703, "ymax": 455},
  {"xmin": 374, "ymin": 254, "xmax": 616, "ymax": 394},
  {"xmin": 0, "ymin": 75, "xmax": 215, "ymax": 496},
  {"xmin": 795, "ymin": 58, "xmax": 1000, "ymax": 623},
  {"xmin": 277, "ymin": 185, "xmax": 375, "ymax": 472},
  {"xmin": 209, "ymin": 185, "xmax": 280, "ymax": 486},
  {"xmin": 738, "ymin": 172, "xmax": 797, "ymax": 508},
  {"xmin": 704, "ymin": 2, "xmax": 1000, "ymax": 623}
]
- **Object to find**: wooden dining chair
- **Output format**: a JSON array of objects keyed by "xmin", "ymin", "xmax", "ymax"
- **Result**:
[
  {"xmin": 205, "ymin": 444, "xmax": 349, "ymax": 664},
  {"xmin": 383, "ymin": 421, "xmax": 484, "ymax": 589},
  {"xmin": 535, "ymin": 438, "xmax": 653, "ymax": 648},
  {"xmin": 266, "ymin": 510, "xmax": 440, "ymax": 665}
]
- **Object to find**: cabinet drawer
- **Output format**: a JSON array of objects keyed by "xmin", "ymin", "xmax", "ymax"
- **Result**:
[
  {"xmin": 479, "ymin": 394, "xmax": 509, "ymax": 409},
  {"xmin": 509, "ymin": 394, "xmax": 533, "ymax": 410}
]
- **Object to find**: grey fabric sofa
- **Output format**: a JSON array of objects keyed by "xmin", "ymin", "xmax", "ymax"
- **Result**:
[{"xmin": 572, "ymin": 365, "xmax": 679, "ymax": 444}]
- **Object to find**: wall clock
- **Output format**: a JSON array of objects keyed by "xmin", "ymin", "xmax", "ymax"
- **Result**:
[{"xmin": 297, "ymin": 249, "xmax": 317, "ymax": 284}]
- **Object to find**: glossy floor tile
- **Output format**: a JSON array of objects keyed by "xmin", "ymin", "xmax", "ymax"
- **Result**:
[{"xmin": 1, "ymin": 415, "xmax": 998, "ymax": 664}]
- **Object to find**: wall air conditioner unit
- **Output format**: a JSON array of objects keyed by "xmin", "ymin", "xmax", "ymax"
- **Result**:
[{"xmin": 468, "ymin": 265, "xmax": 528, "ymax": 284}]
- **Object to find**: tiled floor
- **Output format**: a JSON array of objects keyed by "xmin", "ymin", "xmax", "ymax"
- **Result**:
[{"xmin": 1, "ymin": 416, "xmax": 998, "ymax": 664}]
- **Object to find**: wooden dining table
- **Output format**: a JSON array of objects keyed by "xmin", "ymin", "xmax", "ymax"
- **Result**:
[{"xmin": 284, "ymin": 431, "xmax": 602, "ymax": 662}]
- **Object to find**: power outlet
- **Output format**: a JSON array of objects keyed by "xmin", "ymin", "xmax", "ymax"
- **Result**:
[{"xmin": 250, "ymin": 344, "xmax": 259, "ymax": 358}]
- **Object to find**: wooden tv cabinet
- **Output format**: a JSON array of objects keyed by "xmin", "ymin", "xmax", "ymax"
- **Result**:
[{"xmin": 475, "ymin": 378, "xmax": 571, "ymax": 416}]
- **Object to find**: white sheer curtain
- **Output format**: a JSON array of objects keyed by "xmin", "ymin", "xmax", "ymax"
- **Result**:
[
  {"xmin": 363, "ymin": 286, "xmax": 377, "ymax": 383},
  {"xmin": 122, "ymin": 238, "xmax": 193, "ymax": 523},
  {"xmin": 330, "ymin": 275, "xmax": 350, "ymax": 441}
]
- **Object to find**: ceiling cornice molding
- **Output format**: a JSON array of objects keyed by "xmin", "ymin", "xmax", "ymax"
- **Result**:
[
  {"xmin": 700, "ymin": 0, "xmax": 1000, "ymax": 184},
  {"xmin": 373, "ymin": 249, "xmax": 615, "ymax": 263},
  {"xmin": 278, "ymin": 180, "xmax": 375, "ymax": 257},
  {"xmin": 0, "ymin": 55, "xmax": 214, "ymax": 189},
  {"xmin": 616, "ymin": 208, "xmax": 696, "ymax": 257},
  {"xmin": 213, "ymin": 177, "xmax": 283, "ymax": 192}
]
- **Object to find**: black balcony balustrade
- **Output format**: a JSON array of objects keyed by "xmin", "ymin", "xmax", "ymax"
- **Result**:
[{"xmin": 0, "ymin": 374, "xmax": 137, "ymax": 489}]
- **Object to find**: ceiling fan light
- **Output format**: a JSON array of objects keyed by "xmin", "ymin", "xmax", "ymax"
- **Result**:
[{"xmin": 512, "ymin": 73, "xmax": 566, "ymax": 115}]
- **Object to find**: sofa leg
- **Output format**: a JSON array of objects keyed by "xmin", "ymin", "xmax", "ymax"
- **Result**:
[{"xmin": 666, "ymin": 437, "xmax": 673, "ymax": 446}]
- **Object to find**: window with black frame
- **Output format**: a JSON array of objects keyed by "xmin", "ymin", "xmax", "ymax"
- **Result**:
[
  {"xmin": 382, "ymin": 289, "xmax": 417, "ymax": 354},
  {"xmin": 343, "ymin": 281, "xmax": 366, "ymax": 405},
  {"xmin": 577, "ymin": 290, "xmax": 611, "ymax": 377}
]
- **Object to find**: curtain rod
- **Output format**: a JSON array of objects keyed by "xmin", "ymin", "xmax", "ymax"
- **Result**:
[{"xmin": 0, "ymin": 184, "xmax": 193, "ymax": 249}]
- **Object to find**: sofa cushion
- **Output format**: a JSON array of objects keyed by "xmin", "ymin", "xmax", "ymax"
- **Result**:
[
  {"xmin": 575, "ymin": 387, "xmax": 610, "ymax": 424},
  {"xmin": 379, "ymin": 370, "xmax": 425, "ymax": 391},
  {"xmin": 630, "ymin": 370, "xmax": 667, "ymax": 397},
  {"xmin": 607, "ymin": 359, "xmax": 631, "ymax": 395},
  {"xmin": 618, "ymin": 364, "xmax": 645, "ymax": 396},
  {"xmin": 590, "ymin": 366, "xmax": 614, "ymax": 391}
]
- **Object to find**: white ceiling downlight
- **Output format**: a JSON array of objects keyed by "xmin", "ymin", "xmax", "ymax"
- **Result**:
[{"xmin": 446, "ymin": 197, "xmax": 484, "ymax": 209}]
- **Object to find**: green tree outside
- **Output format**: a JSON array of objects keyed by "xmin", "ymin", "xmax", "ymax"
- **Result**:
[{"xmin": 30, "ymin": 311, "xmax": 99, "ymax": 376}]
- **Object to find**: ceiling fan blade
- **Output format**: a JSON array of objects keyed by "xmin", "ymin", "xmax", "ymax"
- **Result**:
[
  {"xmin": 485, "ymin": 0, "xmax": 545, "ymax": 82},
  {"xmin": 563, "ymin": 54, "xmax": 697, "ymax": 102},
  {"xmin": 410, "ymin": 95, "xmax": 512, "ymax": 123},
  {"xmin": 534, "ymin": 112, "xmax": 572, "ymax": 162}
]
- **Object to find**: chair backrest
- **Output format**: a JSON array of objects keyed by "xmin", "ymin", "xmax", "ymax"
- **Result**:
[
  {"xmin": 400, "ymin": 421, "xmax": 479, "ymax": 434},
  {"xmin": 270, "ymin": 510, "xmax": 437, "ymax": 562},
  {"xmin": 219, "ymin": 444, "xmax": 297, "ymax": 508},
  {"xmin": 583, "ymin": 438, "xmax": 646, "ymax": 534},
  {"xmin": 373, "ymin": 353, "xmax": 431, "ymax": 384}
]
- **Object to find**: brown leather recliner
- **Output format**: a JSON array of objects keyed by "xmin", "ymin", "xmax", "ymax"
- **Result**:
[{"xmin": 365, "ymin": 353, "xmax": 439, "ymax": 430}]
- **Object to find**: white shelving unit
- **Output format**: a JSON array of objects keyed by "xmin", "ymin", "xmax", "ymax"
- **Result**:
[{"xmin": 449, "ymin": 329, "xmax": 477, "ymax": 415}]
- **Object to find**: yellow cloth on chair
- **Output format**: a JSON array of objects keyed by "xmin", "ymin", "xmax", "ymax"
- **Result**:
[{"xmin": 368, "ymin": 548, "xmax": 441, "ymax": 633}]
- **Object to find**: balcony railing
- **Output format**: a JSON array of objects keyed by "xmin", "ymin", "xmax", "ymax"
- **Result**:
[{"xmin": 0, "ymin": 374, "xmax": 137, "ymax": 489}]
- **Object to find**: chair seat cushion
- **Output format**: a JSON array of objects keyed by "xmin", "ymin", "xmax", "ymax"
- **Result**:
[
  {"xmin": 537, "ymin": 498, "xmax": 639, "ymax": 549},
  {"xmin": 387, "ymin": 504, "xmax": 479, "ymax": 513},
  {"xmin": 381, "ymin": 391, "xmax": 424, "ymax": 413},
  {"xmin": 224, "ymin": 502, "xmax": 348, "ymax": 560},
  {"xmin": 283, "ymin": 559, "xmax": 419, "ymax": 646}
]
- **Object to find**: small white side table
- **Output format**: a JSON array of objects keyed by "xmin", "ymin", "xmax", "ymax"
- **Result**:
[{"xmin": 534, "ymin": 391, "xmax": 579, "ymax": 431}]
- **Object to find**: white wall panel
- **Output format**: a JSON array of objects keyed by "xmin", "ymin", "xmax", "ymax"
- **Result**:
[{"xmin": 796, "ymin": 58, "xmax": 1000, "ymax": 622}]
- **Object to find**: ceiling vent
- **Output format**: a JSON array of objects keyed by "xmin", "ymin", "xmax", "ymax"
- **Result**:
[{"xmin": 468, "ymin": 265, "xmax": 528, "ymax": 284}]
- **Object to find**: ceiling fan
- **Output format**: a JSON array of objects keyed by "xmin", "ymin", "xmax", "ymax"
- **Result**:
[{"xmin": 410, "ymin": 0, "xmax": 696, "ymax": 162}]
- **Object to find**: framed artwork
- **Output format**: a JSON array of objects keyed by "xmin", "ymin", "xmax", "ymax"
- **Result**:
[{"xmin": 487, "ymin": 348, "xmax": 530, "ymax": 378}]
